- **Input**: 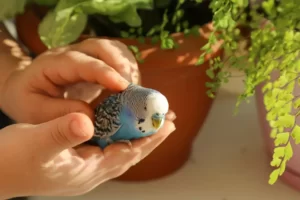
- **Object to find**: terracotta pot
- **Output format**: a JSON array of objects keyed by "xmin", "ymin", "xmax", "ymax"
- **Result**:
[
  {"xmin": 15, "ymin": 5, "xmax": 223, "ymax": 181},
  {"xmin": 256, "ymin": 72, "xmax": 300, "ymax": 190}
]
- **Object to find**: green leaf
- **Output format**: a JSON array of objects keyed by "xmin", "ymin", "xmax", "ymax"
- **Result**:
[
  {"xmin": 270, "ymin": 128, "xmax": 278, "ymax": 138},
  {"xmin": 190, "ymin": 25, "xmax": 200, "ymax": 36},
  {"xmin": 120, "ymin": 31, "xmax": 129, "ymax": 38},
  {"xmin": 151, "ymin": 36, "xmax": 160, "ymax": 44},
  {"xmin": 78, "ymin": 0, "xmax": 153, "ymax": 15},
  {"xmin": 0, "ymin": 0, "xmax": 28, "ymax": 20},
  {"xmin": 129, "ymin": 28, "xmax": 135, "ymax": 33},
  {"xmin": 291, "ymin": 125, "xmax": 300, "ymax": 144},
  {"xmin": 137, "ymin": 27, "xmax": 143, "ymax": 35},
  {"xmin": 161, "ymin": 37, "xmax": 175, "ymax": 49},
  {"xmin": 285, "ymin": 142, "xmax": 293, "ymax": 160},
  {"xmin": 196, "ymin": 55, "xmax": 205, "ymax": 66},
  {"xmin": 274, "ymin": 147, "xmax": 285, "ymax": 158},
  {"xmin": 206, "ymin": 90, "xmax": 215, "ymax": 98},
  {"xmin": 37, "ymin": 0, "xmax": 155, "ymax": 47},
  {"xmin": 182, "ymin": 21, "xmax": 189, "ymax": 28},
  {"xmin": 137, "ymin": 37, "xmax": 145, "ymax": 43},
  {"xmin": 275, "ymin": 132, "xmax": 290, "ymax": 146},
  {"xmin": 279, "ymin": 158, "xmax": 287, "ymax": 176},
  {"xmin": 155, "ymin": 0, "xmax": 171, "ymax": 8},
  {"xmin": 269, "ymin": 168, "xmax": 280, "ymax": 185},
  {"xmin": 38, "ymin": 9, "xmax": 87, "ymax": 48},
  {"xmin": 276, "ymin": 114, "xmax": 295, "ymax": 128},
  {"xmin": 128, "ymin": 45, "xmax": 139, "ymax": 53},
  {"xmin": 109, "ymin": 4, "xmax": 142, "ymax": 27},
  {"xmin": 270, "ymin": 157, "xmax": 281, "ymax": 167},
  {"xmin": 206, "ymin": 69, "xmax": 215, "ymax": 79},
  {"xmin": 34, "ymin": 0, "xmax": 58, "ymax": 6}
]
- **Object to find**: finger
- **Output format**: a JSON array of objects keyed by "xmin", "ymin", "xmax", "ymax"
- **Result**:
[
  {"xmin": 37, "ymin": 95, "xmax": 95, "ymax": 123},
  {"xmin": 71, "ymin": 39, "xmax": 140, "ymax": 83},
  {"xmin": 30, "ymin": 113, "xmax": 94, "ymax": 160},
  {"xmin": 81, "ymin": 162, "xmax": 131, "ymax": 192},
  {"xmin": 42, "ymin": 51, "xmax": 129, "ymax": 91},
  {"xmin": 87, "ymin": 122, "xmax": 175, "ymax": 182},
  {"xmin": 75, "ymin": 144, "xmax": 104, "ymax": 160},
  {"xmin": 99, "ymin": 120, "xmax": 175, "ymax": 169},
  {"xmin": 102, "ymin": 143, "xmax": 140, "ymax": 169},
  {"xmin": 130, "ymin": 120, "xmax": 176, "ymax": 162},
  {"xmin": 165, "ymin": 110, "xmax": 177, "ymax": 121}
]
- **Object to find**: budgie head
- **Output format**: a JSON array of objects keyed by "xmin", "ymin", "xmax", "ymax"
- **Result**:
[{"xmin": 122, "ymin": 84, "xmax": 169, "ymax": 134}]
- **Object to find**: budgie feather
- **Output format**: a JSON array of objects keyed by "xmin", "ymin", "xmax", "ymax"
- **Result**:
[
  {"xmin": 94, "ymin": 93, "xmax": 122, "ymax": 139},
  {"xmin": 90, "ymin": 83, "xmax": 169, "ymax": 149}
]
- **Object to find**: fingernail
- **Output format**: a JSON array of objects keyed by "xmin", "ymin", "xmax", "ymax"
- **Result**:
[{"xmin": 70, "ymin": 119, "xmax": 87, "ymax": 137}]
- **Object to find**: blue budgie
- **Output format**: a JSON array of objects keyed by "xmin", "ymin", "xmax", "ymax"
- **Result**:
[{"xmin": 90, "ymin": 84, "xmax": 169, "ymax": 149}]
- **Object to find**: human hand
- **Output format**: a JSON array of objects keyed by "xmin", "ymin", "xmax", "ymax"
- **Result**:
[
  {"xmin": 0, "ymin": 112, "xmax": 176, "ymax": 198},
  {"xmin": 0, "ymin": 38, "xmax": 140, "ymax": 123},
  {"xmin": 63, "ymin": 39, "xmax": 141, "ymax": 103}
]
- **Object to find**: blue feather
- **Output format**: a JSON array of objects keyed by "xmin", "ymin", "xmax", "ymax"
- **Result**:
[{"xmin": 90, "ymin": 84, "xmax": 168, "ymax": 149}]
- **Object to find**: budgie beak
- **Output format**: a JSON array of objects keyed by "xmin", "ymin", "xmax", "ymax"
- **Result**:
[{"xmin": 152, "ymin": 117, "xmax": 163, "ymax": 129}]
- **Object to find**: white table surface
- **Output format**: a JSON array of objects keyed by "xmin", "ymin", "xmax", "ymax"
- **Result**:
[{"xmin": 31, "ymin": 75, "xmax": 300, "ymax": 200}]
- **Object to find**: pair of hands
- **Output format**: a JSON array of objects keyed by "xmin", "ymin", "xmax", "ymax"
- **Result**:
[{"xmin": 0, "ymin": 38, "xmax": 176, "ymax": 198}]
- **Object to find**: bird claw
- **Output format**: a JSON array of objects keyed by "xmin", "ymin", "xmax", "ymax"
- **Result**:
[
  {"xmin": 106, "ymin": 138, "xmax": 133, "ymax": 149},
  {"xmin": 116, "ymin": 140, "xmax": 133, "ymax": 149}
]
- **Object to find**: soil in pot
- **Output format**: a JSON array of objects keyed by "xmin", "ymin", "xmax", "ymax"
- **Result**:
[{"xmin": 15, "ymin": 0, "xmax": 223, "ymax": 181}]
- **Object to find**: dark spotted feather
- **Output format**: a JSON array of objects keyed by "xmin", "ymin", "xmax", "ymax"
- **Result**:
[{"xmin": 94, "ymin": 93, "xmax": 122, "ymax": 139}]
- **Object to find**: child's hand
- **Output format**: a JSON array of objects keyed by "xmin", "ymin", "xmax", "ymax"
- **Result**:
[
  {"xmin": 0, "ymin": 38, "xmax": 139, "ymax": 123},
  {"xmin": 0, "ymin": 112, "xmax": 176, "ymax": 198}
]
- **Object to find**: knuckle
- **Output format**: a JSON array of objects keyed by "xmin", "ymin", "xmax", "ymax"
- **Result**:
[
  {"xmin": 81, "ymin": 38, "xmax": 96, "ymax": 46},
  {"xmin": 58, "ymin": 51, "xmax": 81, "ymax": 63},
  {"xmin": 112, "ymin": 40, "xmax": 127, "ymax": 49},
  {"xmin": 114, "ymin": 61, "xmax": 129, "ymax": 71}
]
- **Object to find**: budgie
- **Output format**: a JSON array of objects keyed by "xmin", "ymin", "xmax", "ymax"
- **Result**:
[{"xmin": 90, "ymin": 83, "xmax": 169, "ymax": 149}]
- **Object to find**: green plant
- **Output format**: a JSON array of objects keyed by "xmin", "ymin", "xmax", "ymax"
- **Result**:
[
  {"xmin": 199, "ymin": 0, "xmax": 300, "ymax": 185},
  {"xmin": 1, "ymin": 0, "xmax": 300, "ymax": 185}
]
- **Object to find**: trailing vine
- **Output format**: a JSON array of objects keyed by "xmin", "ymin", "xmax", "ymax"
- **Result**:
[{"xmin": 199, "ymin": 0, "xmax": 300, "ymax": 184}]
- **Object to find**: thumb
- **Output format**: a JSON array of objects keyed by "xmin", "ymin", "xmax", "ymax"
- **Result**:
[{"xmin": 31, "ymin": 113, "xmax": 94, "ymax": 159}]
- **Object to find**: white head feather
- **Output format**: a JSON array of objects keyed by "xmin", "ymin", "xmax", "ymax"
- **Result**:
[{"xmin": 134, "ymin": 92, "xmax": 169, "ymax": 133}]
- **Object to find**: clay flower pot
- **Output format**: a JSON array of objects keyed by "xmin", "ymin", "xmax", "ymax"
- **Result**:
[
  {"xmin": 15, "ymin": 5, "xmax": 223, "ymax": 181},
  {"xmin": 256, "ymin": 73, "xmax": 300, "ymax": 190}
]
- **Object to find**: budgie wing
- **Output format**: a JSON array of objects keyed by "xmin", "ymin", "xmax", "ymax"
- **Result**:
[{"xmin": 94, "ymin": 93, "xmax": 122, "ymax": 139}]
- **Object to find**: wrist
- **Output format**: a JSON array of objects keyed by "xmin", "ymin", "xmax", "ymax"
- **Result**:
[
  {"xmin": 0, "ymin": 129, "xmax": 31, "ymax": 198},
  {"xmin": 0, "ymin": 23, "xmax": 31, "ymax": 107}
]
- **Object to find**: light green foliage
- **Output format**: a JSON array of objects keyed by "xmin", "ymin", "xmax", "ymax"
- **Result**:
[
  {"xmin": 38, "ymin": 0, "xmax": 154, "ymax": 48},
  {"xmin": 34, "ymin": 0, "xmax": 58, "ymax": 6},
  {"xmin": 128, "ymin": 45, "xmax": 144, "ymax": 63},
  {"xmin": 0, "ymin": 0, "xmax": 29, "ymax": 20},
  {"xmin": 199, "ymin": 0, "xmax": 300, "ymax": 185},
  {"xmin": 39, "ymin": 8, "xmax": 87, "ymax": 48}
]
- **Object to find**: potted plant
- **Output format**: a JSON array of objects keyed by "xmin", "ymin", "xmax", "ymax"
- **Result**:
[
  {"xmin": 201, "ymin": 0, "xmax": 300, "ymax": 189},
  {"xmin": 1, "ymin": 0, "xmax": 223, "ymax": 181},
  {"xmin": 2, "ymin": 0, "xmax": 298, "ymax": 188}
]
